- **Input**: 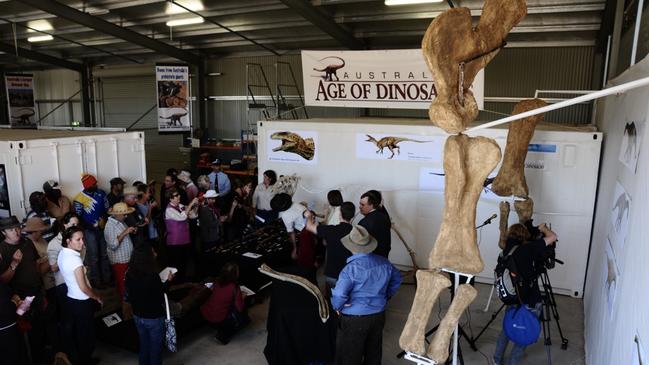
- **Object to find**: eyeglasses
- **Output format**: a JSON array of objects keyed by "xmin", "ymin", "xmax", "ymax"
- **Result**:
[{"xmin": 172, "ymin": 194, "xmax": 180, "ymax": 198}]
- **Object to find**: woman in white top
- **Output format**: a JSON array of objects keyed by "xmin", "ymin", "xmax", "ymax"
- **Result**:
[
  {"xmin": 58, "ymin": 226, "xmax": 102, "ymax": 365},
  {"xmin": 252, "ymin": 170, "xmax": 277, "ymax": 225},
  {"xmin": 323, "ymin": 190, "xmax": 343, "ymax": 226},
  {"xmin": 47, "ymin": 212, "xmax": 82, "ymax": 311},
  {"xmin": 164, "ymin": 190, "xmax": 198, "ymax": 279}
]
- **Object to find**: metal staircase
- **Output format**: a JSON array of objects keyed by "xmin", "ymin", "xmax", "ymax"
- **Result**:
[{"xmin": 275, "ymin": 61, "xmax": 308, "ymax": 119}]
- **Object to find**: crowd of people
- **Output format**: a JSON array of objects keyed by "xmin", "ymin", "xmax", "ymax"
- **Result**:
[{"xmin": 0, "ymin": 156, "xmax": 407, "ymax": 365}]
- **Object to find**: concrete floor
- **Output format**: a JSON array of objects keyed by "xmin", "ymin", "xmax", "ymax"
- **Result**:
[{"xmin": 95, "ymin": 281, "xmax": 585, "ymax": 365}]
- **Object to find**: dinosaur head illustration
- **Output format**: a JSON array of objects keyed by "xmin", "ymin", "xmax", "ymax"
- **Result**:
[{"xmin": 271, "ymin": 131, "xmax": 315, "ymax": 160}]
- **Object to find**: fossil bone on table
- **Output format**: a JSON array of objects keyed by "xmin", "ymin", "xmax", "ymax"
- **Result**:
[{"xmin": 399, "ymin": 0, "xmax": 528, "ymax": 363}]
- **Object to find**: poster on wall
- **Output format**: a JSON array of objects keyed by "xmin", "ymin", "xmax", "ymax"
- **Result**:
[
  {"xmin": 267, "ymin": 131, "xmax": 318, "ymax": 165},
  {"xmin": 603, "ymin": 239, "xmax": 620, "ymax": 319},
  {"xmin": 618, "ymin": 119, "xmax": 644, "ymax": 174},
  {"xmin": 301, "ymin": 50, "xmax": 484, "ymax": 110},
  {"xmin": 608, "ymin": 181, "xmax": 631, "ymax": 254},
  {"xmin": 4, "ymin": 73, "xmax": 36, "ymax": 128},
  {"xmin": 155, "ymin": 64, "xmax": 190, "ymax": 132},
  {"xmin": 356, "ymin": 133, "xmax": 440, "ymax": 161},
  {"xmin": 0, "ymin": 164, "xmax": 10, "ymax": 218}
]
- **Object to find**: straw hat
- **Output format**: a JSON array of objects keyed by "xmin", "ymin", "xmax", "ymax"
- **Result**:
[
  {"xmin": 178, "ymin": 170, "xmax": 192, "ymax": 183},
  {"xmin": 108, "ymin": 202, "xmax": 135, "ymax": 215},
  {"xmin": 341, "ymin": 225, "xmax": 377, "ymax": 254},
  {"xmin": 23, "ymin": 217, "xmax": 50, "ymax": 233},
  {"xmin": 123, "ymin": 186, "xmax": 138, "ymax": 196}
]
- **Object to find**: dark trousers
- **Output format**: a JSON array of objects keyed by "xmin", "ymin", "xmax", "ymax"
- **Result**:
[
  {"xmin": 336, "ymin": 312, "xmax": 385, "ymax": 365},
  {"xmin": 63, "ymin": 297, "xmax": 96, "ymax": 365},
  {"xmin": 166, "ymin": 244, "xmax": 191, "ymax": 280},
  {"xmin": 133, "ymin": 316, "xmax": 164, "ymax": 365},
  {"xmin": 0, "ymin": 323, "xmax": 27, "ymax": 365}
]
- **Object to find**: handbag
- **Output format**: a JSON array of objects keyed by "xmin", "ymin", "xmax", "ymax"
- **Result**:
[
  {"xmin": 163, "ymin": 293, "xmax": 177, "ymax": 352},
  {"xmin": 503, "ymin": 305, "xmax": 541, "ymax": 346}
]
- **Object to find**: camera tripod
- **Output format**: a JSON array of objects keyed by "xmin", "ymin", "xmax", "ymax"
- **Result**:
[{"xmin": 468, "ymin": 266, "xmax": 569, "ymax": 365}]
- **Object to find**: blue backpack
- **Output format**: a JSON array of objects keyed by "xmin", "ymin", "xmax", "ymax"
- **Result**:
[{"xmin": 503, "ymin": 305, "xmax": 541, "ymax": 346}]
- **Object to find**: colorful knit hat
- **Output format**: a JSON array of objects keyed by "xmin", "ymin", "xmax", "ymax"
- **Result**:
[{"xmin": 81, "ymin": 173, "xmax": 97, "ymax": 189}]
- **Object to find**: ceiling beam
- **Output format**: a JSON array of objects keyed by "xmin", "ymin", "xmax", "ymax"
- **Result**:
[
  {"xmin": 278, "ymin": 0, "xmax": 365, "ymax": 49},
  {"xmin": 19, "ymin": 0, "xmax": 202, "ymax": 64},
  {"xmin": 0, "ymin": 41, "xmax": 83, "ymax": 71}
]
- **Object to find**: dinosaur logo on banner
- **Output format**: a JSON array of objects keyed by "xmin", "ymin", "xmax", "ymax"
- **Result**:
[{"xmin": 313, "ymin": 56, "xmax": 346, "ymax": 82}]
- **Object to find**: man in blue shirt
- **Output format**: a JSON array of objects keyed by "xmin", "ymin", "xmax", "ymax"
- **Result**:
[
  {"xmin": 208, "ymin": 159, "xmax": 231, "ymax": 195},
  {"xmin": 331, "ymin": 225, "xmax": 401, "ymax": 365}
]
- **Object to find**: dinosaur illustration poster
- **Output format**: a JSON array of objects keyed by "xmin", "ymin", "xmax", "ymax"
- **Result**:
[
  {"xmin": 4, "ymin": 74, "xmax": 36, "ymax": 128},
  {"xmin": 267, "ymin": 130, "xmax": 318, "ymax": 165},
  {"xmin": 356, "ymin": 133, "xmax": 440, "ymax": 161},
  {"xmin": 618, "ymin": 119, "xmax": 644, "ymax": 174},
  {"xmin": 301, "ymin": 50, "xmax": 484, "ymax": 110},
  {"xmin": 603, "ymin": 239, "xmax": 620, "ymax": 319},
  {"xmin": 155, "ymin": 64, "xmax": 190, "ymax": 132},
  {"xmin": 608, "ymin": 181, "xmax": 631, "ymax": 255}
]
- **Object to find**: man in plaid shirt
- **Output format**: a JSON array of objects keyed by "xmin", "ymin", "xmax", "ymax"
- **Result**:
[{"xmin": 104, "ymin": 203, "xmax": 136, "ymax": 298}]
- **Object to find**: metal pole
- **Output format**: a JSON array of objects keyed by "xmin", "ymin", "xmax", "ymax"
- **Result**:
[
  {"xmin": 36, "ymin": 90, "xmax": 81, "ymax": 125},
  {"xmin": 466, "ymin": 76, "xmax": 649, "ymax": 133},
  {"xmin": 630, "ymin": 0, "xmax": 645, "ymax": 66}
]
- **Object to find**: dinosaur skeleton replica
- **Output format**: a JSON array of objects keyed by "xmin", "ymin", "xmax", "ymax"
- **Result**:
[
  {"xmin": 398, "ymin": 0, "xmax": 544, "ymax": 363},
  {"xmin": 258, "ymin": 264, "xmax": 329, "ymax": 323}
]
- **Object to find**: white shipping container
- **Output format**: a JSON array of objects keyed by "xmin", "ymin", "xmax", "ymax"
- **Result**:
[
  {"xmin": 0, "ymin": 129, "xmax": 146, "ymax": 220},
  {"xmin": 258, "ymin": 118, "xmax": 602, "ymax": 297}
]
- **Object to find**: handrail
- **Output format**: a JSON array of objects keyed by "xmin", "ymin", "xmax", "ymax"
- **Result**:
[
  {"xmin": 35, "ymin": 89, "xmax": 81, "ymax": 125},
  {"xmin": 126, "ymin": 104, "xmax": 156, "ymax": 131},
  {"xmin": 466, "ymin": 76, "xmax": 649, "ymax": 133}
]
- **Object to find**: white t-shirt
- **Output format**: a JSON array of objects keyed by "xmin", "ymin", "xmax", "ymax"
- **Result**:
[
  {"xmin": 279, "ymin": 202, "xmax": 306, "ymax": 233},
  {"xmin": 58, "ymin": 247, "xmax": 89, "ymax": 300},
  {"xmin": 252, "ymin": 184, "xmax": 275, "ymax": 211}
]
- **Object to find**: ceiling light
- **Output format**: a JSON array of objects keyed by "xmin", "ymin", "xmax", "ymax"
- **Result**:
[
  {"xmin": 26, "ymin": 19, "xmax": 52, "ymax": 32},
  {"xmin": 166, "ymin": 16, "xmax": 204, "ymax": 27},
  {"xmin": 385, "ymin": 0, "xmax": 443, "ymax": 5},
  {"xmin": 166, "ymin": 0, "xmax": 204, "ymax": 15},
  {"xmin": 27, "ymin": 35, "xmax": 54, "ymax": 42}
]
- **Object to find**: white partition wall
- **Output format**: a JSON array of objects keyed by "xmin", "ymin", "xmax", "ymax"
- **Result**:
[{"xmin": 259, "ymin": 118, "xmax": 602, "ymax": 297}]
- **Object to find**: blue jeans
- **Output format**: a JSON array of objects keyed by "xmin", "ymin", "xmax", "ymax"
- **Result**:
[
  {"xmin": 83, "ymin": 228, "xmax": 111, "ymax": 285},
  {"xmin": 133, "ymin": 315, "xmax": 165, "ymax": 365},
  {"xmin": 493, "ymin": 303, "xmax": 542, "ymax": 365}
]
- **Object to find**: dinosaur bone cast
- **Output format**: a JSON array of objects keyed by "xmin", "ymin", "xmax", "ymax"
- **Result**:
[
  {"xmin": 491, "ymin": 98, "xmax": 547, "ymax": 197},
  {"xmin": 258, "ymin": 264, "xmax": 329, "ymax": 323},
  {"xmin": 427, "ymin": 284, "xmax": 478, "ymax": 362},
  {"xmin": 399, "ymin": 271, "xmax": 451, "ymax": 354},
  {"xmin": 428, "ymin": 134, "xmax": 501, "ymax": 274},
  {"xmin": 498, "ymin": 201, "xmax": 510, "ymax": 249},
  {"xmin": 514, "ymin": 197, "xmax": 534, "ymax": 223},
  {"xmin": 270, "ymin": 131, "xmax": 316, "ymax": 160},
  {"xmin": 422, "ymin": 0, "xmax": 526, "ymax": 133}
]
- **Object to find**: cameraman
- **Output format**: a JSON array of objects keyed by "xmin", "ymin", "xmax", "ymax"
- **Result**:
[{"xmin": 493, "ymin": 222, "xmax": 557, "ymax": 365}]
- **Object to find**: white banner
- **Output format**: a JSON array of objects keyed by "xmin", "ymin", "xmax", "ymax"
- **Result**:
[
  {"xmin": 356, "ymin": 133, "xmax": 441, "ymax": 161},
  {"xmin": 5, "ymin": 74, "xmax": 36, "ymax": 127},
  {"xmin": 267, "ymin": 130, "xmax": 318, "ymax": 165},
  {"xmin": 301, "ymin": 49, "xmax": 484, "ymax": 110},
  {"xmin": 156, "ymin": 64, "xmax": 190, "ymax": 132}
]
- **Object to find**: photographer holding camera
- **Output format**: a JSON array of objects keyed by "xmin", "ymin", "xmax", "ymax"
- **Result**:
[{"xmin": 493, "ymin": 222, "xmax": 558, "ymax": 365}]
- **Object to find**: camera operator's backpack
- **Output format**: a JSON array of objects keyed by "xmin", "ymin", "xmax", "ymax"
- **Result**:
[{"xmin": 494, "ymin": 245, "xmax": 523, "ymax": 305}]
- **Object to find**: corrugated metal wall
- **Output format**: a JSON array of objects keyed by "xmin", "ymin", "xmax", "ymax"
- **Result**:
[
  {"xmin": 101, "ymin": 76, "xmax": 187, "ymax": 183},
  {"xmin": 33, "ymin": 69, "xmax": 82, "ymax": 126},
  {"xmin": 206, "ymin": 46, "xmax": 597, "ymax": 139}
]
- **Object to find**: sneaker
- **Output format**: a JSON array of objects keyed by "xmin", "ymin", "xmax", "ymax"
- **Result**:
[{"xmin": 213, "ymin": 332, "xmax": 230, "ymax": 345}]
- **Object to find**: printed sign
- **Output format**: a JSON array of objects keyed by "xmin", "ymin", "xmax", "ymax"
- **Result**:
[
  {"xmin": 267, "ymin": 130, "xmax": 318, "ymax": 165},
  {"xmin": 156, "ymin": 64, "xmax": 190, "ymax": 132},
  {"xmin": 0, "ymin": 164, "xmax": 9, "ymax": 218},
  {"xmin": 356, "ymin": 133, "xmax": 441, "ymax": 161},
  {"xmin": 301, "ymin": 50, "xmax": 484, "ymax": 109},
  {"xmin": 5, "ymin": 74, "xmax": 36, "ymax": 128}
]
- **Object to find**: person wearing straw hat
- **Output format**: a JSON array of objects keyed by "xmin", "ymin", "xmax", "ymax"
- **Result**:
[
  {"xmin": 331, "ymin": 225, "xmax": 402, "ymax": 365},
  {"xmin": 104, "ymin": 203, "xmax": 136, "ymax": 298}
]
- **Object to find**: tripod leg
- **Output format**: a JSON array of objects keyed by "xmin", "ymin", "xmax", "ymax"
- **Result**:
[
  {"xmin": 427, "ymin": 284, "xmax": 477, "ymax": 363},
  {"xmin": 399, "ymin": 271, "xmax": 451, "ymax": 355}
]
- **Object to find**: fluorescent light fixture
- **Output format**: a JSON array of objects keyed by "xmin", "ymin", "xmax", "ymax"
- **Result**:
[
  {"xmin": 166, "ymin": 16, "xmax": 204, "ymax": 27},
  {"xmin": 26, "ymin": 19, "xmax": 53, "ymax": 32},
  {"xmin": 27, "ymin": 35, "xmax": 54, "ymax": 42},
  {"xmin": 166, "ymin": 0, "xmax": 204, "ymax": 15},
  {"xmin": 385, "ymin": 0, "xmax": 443, "ymax": 5}
]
